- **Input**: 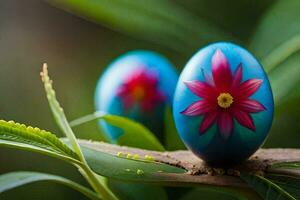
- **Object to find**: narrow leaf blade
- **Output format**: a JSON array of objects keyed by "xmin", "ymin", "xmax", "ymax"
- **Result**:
[
  {"xmin": 0, "ymin": 139, "xmax": 80, "ymax": 165},
  {"xmin": 0, "ymin": 119, "xmax": 79, "ymax": 163},
  {"xmin": 46, "ymin": 0, "xmax": 234, "ymax": 53},
  {"xmin": 108, "ymin": 180, "xmax": 168, "ymax": 200},
  {"xmin": 40, "ymin": 64, "xmax": 84, "ymax": 159},
  {"xmin": 241, "ymin": 173, "xmax": 296, "ymax": 200},
  {"xmin": 79, "ymin": 141, "xmax": 246, "ymax": 188},
  {"xmin": 250, "ymin": 0, "xmax": 300, "ymax": 106},
  {"xmin": 81, "ymin": 145, "xmax": 185, "ymax": 184},
  {"xmin": 103, "ymin": 114, "xmax": 164, "ymax": 151},
  {"xmin": 266, "ymin": 174, "xmax": 300, "ymax": 200},
  {"xmin": 0, "ymin": 171, "xmax": 101, "ymax": 200},
  {"xmin": 272, "ymin": 162, "xmax": 300, "ymax": 170},
  {"xmin": 70, "ymin": 111, "xmax": 164, "ymax": 151}
]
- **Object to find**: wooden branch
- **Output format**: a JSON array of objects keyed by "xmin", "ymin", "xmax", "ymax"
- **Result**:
[{"xmin": 79, "ymin": 139, "xmax": 300, "ymax": 187}]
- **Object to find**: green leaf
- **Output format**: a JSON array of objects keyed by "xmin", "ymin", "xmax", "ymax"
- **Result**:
[
  {"xmin": 0, "ymin": 133, "xmax": 182, "ymax": 186},
  {"xmin": 108, "ymin": 180, "xmax": 168, "ymax": 200},
  {"xmin": 40, "ymin": 64, "xmax": 118, "ymax": 200},
  {"xmin": 262, "ymin": 96, "xmax": 300, "ymax": 148},
  {"xmin": 77, "ymin": 143, "xmax": 264, "ymax": 200},
  {"xmin": 261, "ymin": 35, "xmax": 300, "ymax": 73},
  {"xmin": 0, "ymin": 171, "xmax": 101, "ymax": 200},
  {"xmin": 164, "ymin": 106, "xmax": 185, "ymax": 151},
  {"xmin": 250, "ymin": 0, "xmax": 300, "ymax": 106},
  {"xmin": 41, "ymin": 64, "xmax": 85, "ymax": 160},
  {"xmin": 240, "ymin": 173, "xmax": 296, "ymax": 200},
  {"xmin": 249, "ymin": 0, "xmax": 300, "ymax": 147},
  {"xmin": 266, "ymin": 174, "xmax": 300, "ymax": 199},
  {"xmin": 81, "ymin": 145, "xmax": 186, "ymax": 184},
  {"xmin": 70, "ymin": 111, "xmax": 164, "ymax": 151},
  {"xmin": 268, "ymin": 54, "xmax": 300, "ymax": 106},
  {"xmin": 180, "ymin": 188, "xmax": 235, "ymax": 200},
  {"xmin": 179, "ymin": 187, "xmax": 261, "ymax": 200},
  {"xmin": 250, "ymin": 0, "xmax": 300, "ymax": 59},
  {"xmin": 176, "ymin": 0, "xmax": 273, "ymax": 42},
  {"xmin": 104, "ymin": 114, "xmax": 164, "ymax": 151},
  {"xmin": 0, "ymin": 119, "xmax": 79, "ymax": 164},
  {"xmin": 272, "ymin": 162, "xmax": 300, "ymax": 170},
  {"xmin": 0, "ymin": 139, "xmax": 81, "ymax": 166},
  {"xmin": 46, "ymin": 0, "xmax": 234, "ymax": 53}
]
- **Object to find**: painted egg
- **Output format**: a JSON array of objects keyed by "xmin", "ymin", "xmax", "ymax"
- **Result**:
[
  {"xmin": 173, "ymin": 42, "xmax": 274, "ymax": 166},
  {"xmin": 95, "ymin": 50, "xmax": 178, "ymax": 142}
]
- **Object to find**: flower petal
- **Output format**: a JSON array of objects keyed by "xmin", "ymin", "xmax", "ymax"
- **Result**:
[
  {"xmin": 181, "ymin": 100, "xmax": 214, "ymax": 116},
  {"xmin": 184, "ymin": 81, "xmax": 216, "ymax": 100},
  {"xmin": 116, "ymin": 85, "xmax": 128, "ymax": 97},
  {"xmin": 122, "ymin": 96, "xmax": 134, "ymax": 110},
  {"xmin": 217, "ymin": 112, "xmax": 233, "ymax": 139},
  {"xmin": 154, "ymin": 91, "xmax": 166, "ymax": 102},
  {"xmin": 235, "ymin": 79, "xmax": 263, "ymax": 99},
  {"xmin": 231, "ymin": 63, "xmax": 243, "ymax": 89},
  {"xmin": 211, "ymin": 49, "xmax": 232, "ymax": 90},
  {"xmin": 144, "ymin": 71, "xmax": 159, "ymax": 87},
  {"xmin": 199, "ymin": 111, "xmax": 218, "ymax": 135},
  {"xmin": 237, "ymin": 99, "xmax": 266, "ymax": 113},
  {"xmin": 232, "ymin": 109, "xmax": 256, "ymax": 131},
  {"xmin": 141, "ymin": 100, "xmax": 153, "ymax": 111},
  {"xmin": 201, "ymin": 68, "xmax": 214, "ymax": 86}
]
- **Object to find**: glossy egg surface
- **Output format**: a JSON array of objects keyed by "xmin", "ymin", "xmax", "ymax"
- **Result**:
[
  {"xmin": 95, "ymin": 50, "xmax": 178, "ymax": 141},
  {"xmin": 173, "ymin": 42, "xmax": 274, "ymax": 166}
]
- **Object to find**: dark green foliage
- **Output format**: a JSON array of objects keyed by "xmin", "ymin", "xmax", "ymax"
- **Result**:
[
  {"xmin": 241, "ymin": 173, "xmax": 298, "ymax": 200},
  {"xmin": 0, "ymin": 171, "xmax": 100, "ymax": 200}
]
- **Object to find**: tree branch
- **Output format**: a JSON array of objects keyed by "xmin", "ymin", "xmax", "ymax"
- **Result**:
[{"xmin": 79, "ymin": 139, "xmax": 300, "ymax": 187}]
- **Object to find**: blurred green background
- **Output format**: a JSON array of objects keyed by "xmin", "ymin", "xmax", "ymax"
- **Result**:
[{"xmin": 0, "ymin": 0, "xmax": 299, "ymax": 199}]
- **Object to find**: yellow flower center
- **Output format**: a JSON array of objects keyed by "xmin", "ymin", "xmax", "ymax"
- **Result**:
[
  {"xmin": 217, "ymin": 93, "xmax": 233, "ymax": 108},
  {"xmin": 133, "ymin": 86, "xmax": 145, "ymax": 100}
]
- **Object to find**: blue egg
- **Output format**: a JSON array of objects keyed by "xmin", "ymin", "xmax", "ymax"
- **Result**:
[
  {"xmin": 173, "ymin": 42, "xmax": 274, "ymax": 166},
  {"xmin": 95, "ymin": 50, "xmax": 178, "ymax": 142}
]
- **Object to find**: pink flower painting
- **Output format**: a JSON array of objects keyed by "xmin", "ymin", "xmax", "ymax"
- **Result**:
[
  {"xmin": 117, "ymin": 68, "xmax": 165, "ymax": 111},
  {"xmin": 181, "ymin": 49, "xmax": 265, "ymax": 138}
]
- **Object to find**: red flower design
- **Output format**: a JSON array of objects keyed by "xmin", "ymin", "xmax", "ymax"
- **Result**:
[
  {"xmin": 181, "ymin": 49, "xmax": 265, "ymax": 138},
  {"xmin": 117, "ymin": 68, "xmax": 165, "ymax": 111}
]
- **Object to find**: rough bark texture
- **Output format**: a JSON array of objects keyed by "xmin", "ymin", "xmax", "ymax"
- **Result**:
[{"xmin": 79, "ymin": 139, "xmax": 300, "ymax": 187}]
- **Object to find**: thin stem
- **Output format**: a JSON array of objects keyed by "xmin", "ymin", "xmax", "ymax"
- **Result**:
[
  {"xmin": 41, "ymin": 65, "xmax": 118, "ymax": 200},
  {"xmin": 79, "ymin": 164, "xmax": 118, "ymax": 200},
  {"xmin": 261, "ymin": 35, "xmax": 300, "ymax": 73},
  {"xmin": 41, "ymin": 64, "xmax": 85, "ymax": 160},
  {"xmin": 70, "ymin": 111, "xmax": 106, "ymax": 127}
]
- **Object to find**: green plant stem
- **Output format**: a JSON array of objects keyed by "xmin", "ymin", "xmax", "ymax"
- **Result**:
[
  {"xmin": 262, "ymin": 35, "xmax": 300, "ymax": 73},
  {"xmin": 41, "ymin": 64, "xmax": 85, "ymax": 160},
  {"xmin": 41, "ymin": 64, "xmax": 118, "ymax": 200},
  {"xmin": 79, "ymin": 164, "xmax": 118, "ymax": 200},
  {"xmin": 70, "ymin": 111, "xmax": 105, "ymax": 127}
]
